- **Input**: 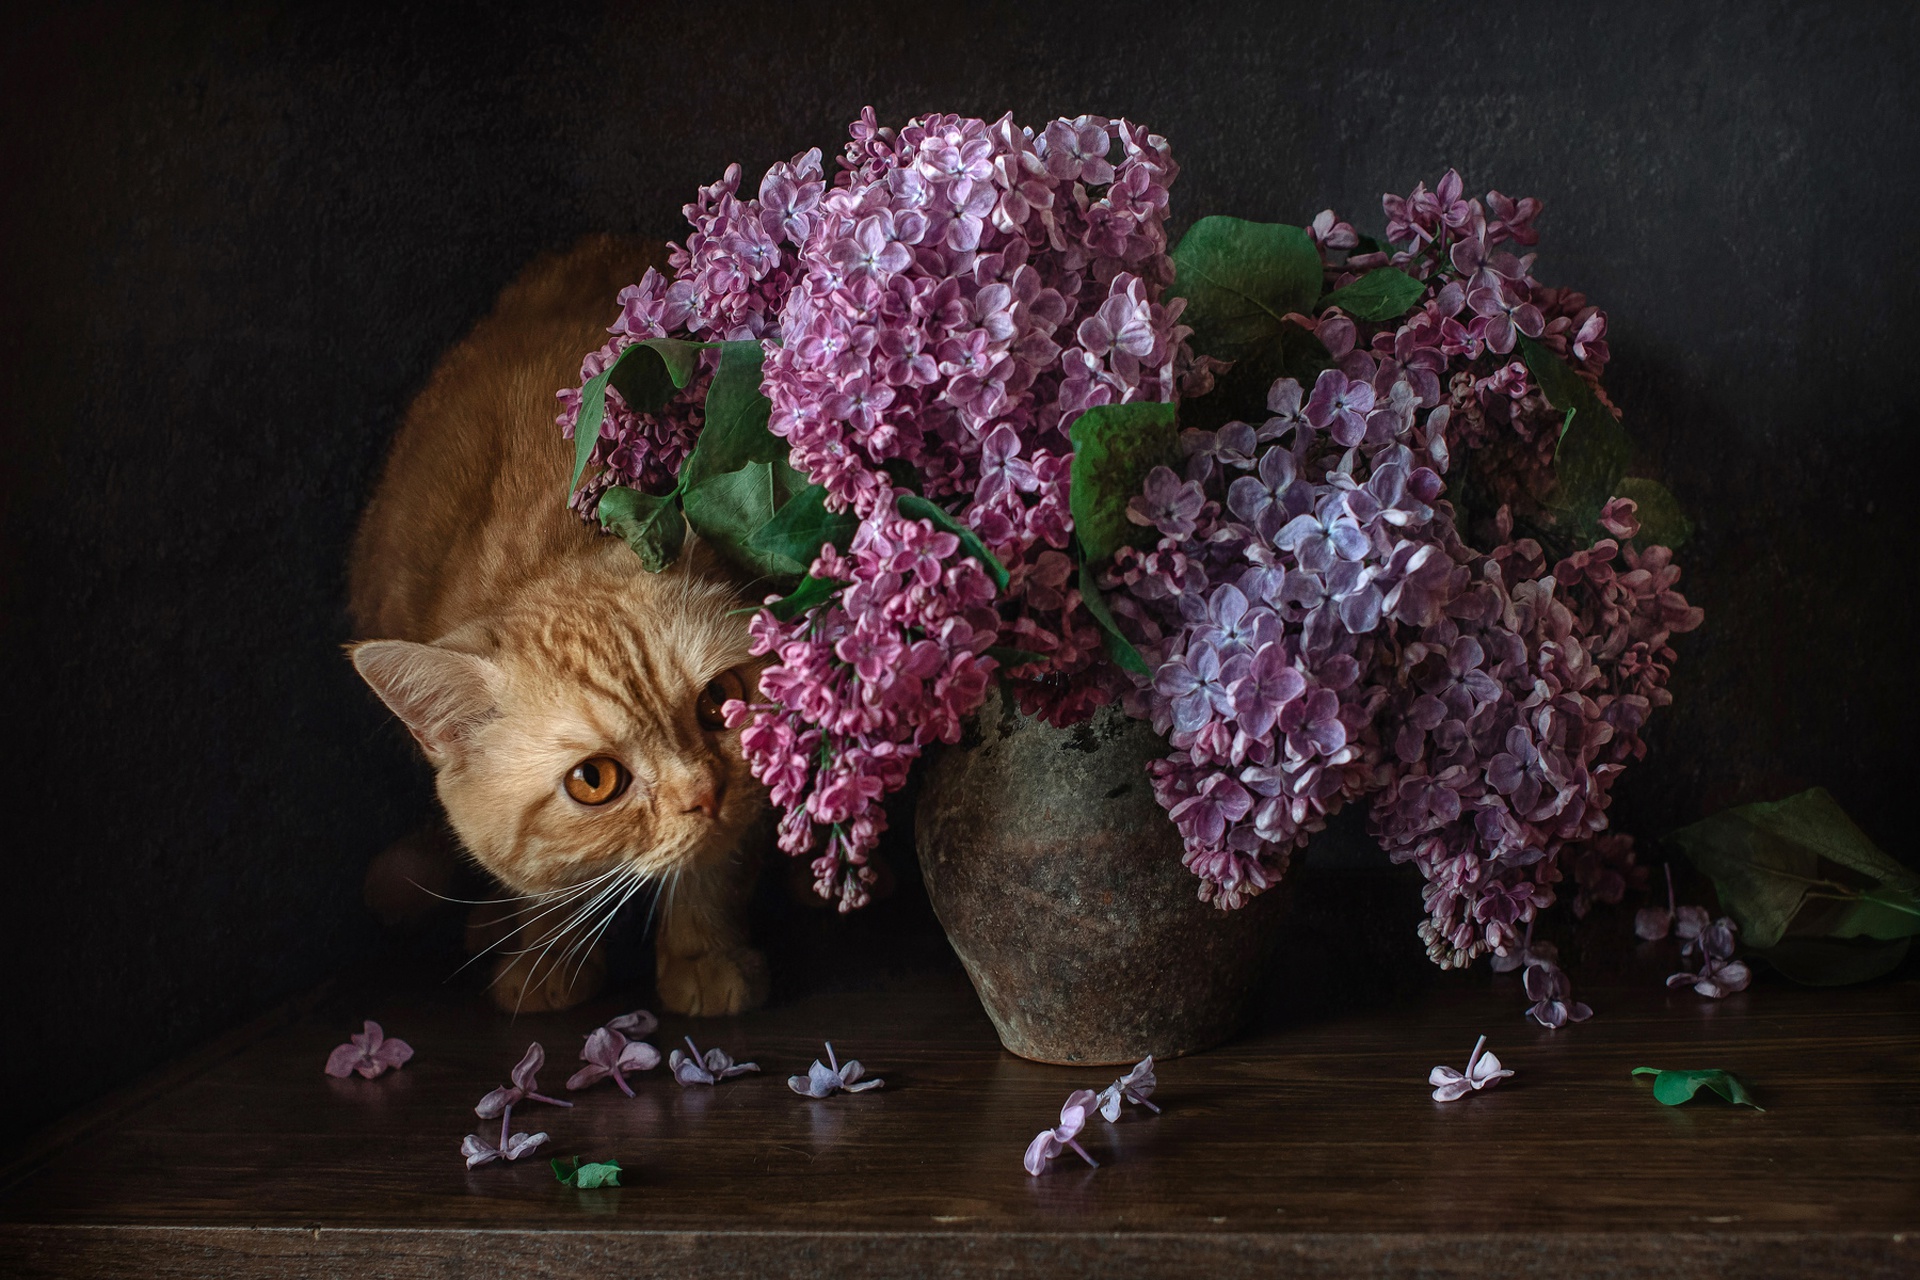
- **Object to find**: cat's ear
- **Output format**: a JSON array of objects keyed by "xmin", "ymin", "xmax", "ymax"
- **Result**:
[{"xmin": 350, "ymin": 640, "xmax": 500, "ymax": 762}]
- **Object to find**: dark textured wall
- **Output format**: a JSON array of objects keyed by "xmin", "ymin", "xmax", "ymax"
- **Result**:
[{"xmin": 3, "ymin": 1, "xmax": 1914, "ymax": 1134}]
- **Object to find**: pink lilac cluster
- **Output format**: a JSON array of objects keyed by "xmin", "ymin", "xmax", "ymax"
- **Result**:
[
  {"xmin": 726, "ymin": 111, "xmax": 1192, "ymax": 907},
  {"xmin": 555, "ymin": 148, "xmax": 829, "ymax": 515},
  {"xmin": 1103, "ymin": 172, "xmax": 1702, "ymax": 967}
]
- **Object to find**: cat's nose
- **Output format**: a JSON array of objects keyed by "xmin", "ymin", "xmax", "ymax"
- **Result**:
[{"xmin": 682, "ymin": 775, "xmax": 724, "ymax": 820}]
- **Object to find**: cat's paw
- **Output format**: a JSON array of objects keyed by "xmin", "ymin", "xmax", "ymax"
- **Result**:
[
  {"xmin": 657, "ymin": 946, "xmax": 768, "ymax": 1016},
  {"xmin": 487, "ymin": 943, "xmax": 607, "ymax": 1014}
]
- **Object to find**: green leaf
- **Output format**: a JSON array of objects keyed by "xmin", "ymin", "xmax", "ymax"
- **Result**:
[
  {"xmin": 1670, "ymin": 788, "xmax": 1919, "ymax": 949},
  {"xmin": 1516, "ymin": 334, "xmax": 1630, "ymax": 540},
  {"xmin": 1171, "ymin": 216, "xmax": 1323, "ymax": 365},
  {"xmin": 752, "ymin": 573, "xmax": 848, "ymax": 623},
  {"xmin": 1632, "ymin": 1067, "xmax": 1763, "ymax": 1110},
  {"xmin": 683, "ymin": 460, "xmax": 810, "ymax": 582},
  {"xmin": 896, "ymin": 493, "xmax": 1009, "ymax": 590},
  {"xmin": 1316, "ymin": 267, "xmax": 1426, "ymax": 322},
  {"xmin": 551, "ymin": 1156, "xmax": 623, "ymax": 1188},
  {"xmin": 1067, "ymin": 400, "xmax": 1182, "ymax": 564},
  {"xmin": 749, "ymin": 482, "xmax": 859, "ymax": 571},
  {"xmin": 1078, "ymin": 560, "xmax": 1148, "ymax": 676},
  {"xmin": 597, "ymin": 486, "xmax": 686, "ymax": 573},
  {"xmin": 985, "ymin": 645, "xmax": 1051, "ymax": 669},
  {"xmin": 571, "ymin": 338, "xmax": 704, "ymax": 494},
  {"xmin": 1756, "ymin": 936, "xmax": 1911, "ymax": 987},
  {"xmin": 679, "ymin": 341, "xmax": 786, "ymax": 493},
  {"xmin": 1614, "ymin": 476, "xmax": 1693, "ymax": 550}
]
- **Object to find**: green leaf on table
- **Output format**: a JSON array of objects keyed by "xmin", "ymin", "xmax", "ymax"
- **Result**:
[
  {"xmin": 1078, "ymin": 560, "xmax": 1148, "ymax": 676},
  {"xmin": 748, "ymin": 482, "xmax": 859, "ymax": 572},
  {"xmin": 1632, "ymin": 1067, "xmax": 1763, "ymax": 1110},
  {"xmin": 571, "ymin": 337, "xmax": 705, "ymax": 494},
  {"xmin": 679, "ymin": 340, "xmax": 786, "ymax": 492},
  {"xmin": 1754, "ymin": 936, "xmax": 1912, "ymax": 987},
  {"xmin": 1614, "ymin": 476, "xmax": 1693, "ymax": 549},
  {"xmin": 1171, "ymin": 216, "xmax": 1323, "ymax": 364},
  {"xmin": 1067, "ymin": 400, "xmax": 1182, "ymax": 563},
  {"xmin": 896, "ymin": 493, "xmax": 1010, "ymax": 590},
  {"xmin": 1516, "ymin": 334, "xmax": 1631, "ymax": 541},
  {"xmin": 985, "ymin": 645, "xmax": 1051, "ymax": 669},
  {"xmin": 750, "ymin": 573, "xmax": 849, "ymax": 623},
  {"xmin": 1317, "ymin": 266, "xmax": 1426, "ymax": 322},
  {"xmin": 682, "ymin": 459, "xmax": 811, "ymax": 582},
  {"xmin": 598, "ymin": 486, "xmax": 686, "ymax": 573},
  {"xmin": 1670, "ymin": 787, "xmax": 1920, "ymax": 950},
  {"xmin": 551, "ymin": 1155, "xmax": 623, "ymax": 1188}
]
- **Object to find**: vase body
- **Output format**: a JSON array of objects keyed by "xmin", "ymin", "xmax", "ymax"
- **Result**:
[{"xmin": 915, "ymin": 684, "xmax": 1284, "ymax": 1064}]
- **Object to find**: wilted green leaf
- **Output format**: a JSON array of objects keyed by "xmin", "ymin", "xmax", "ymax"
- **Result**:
[
  {"xmin": 1670, "ymin": 787, "xmax": 1920, "ymax": 949},
  {"xmin": 1078, "ymin": 560, "xmax": 1148, "ymax": 676},
  {"xmin": 683, "ymin": 460, "xmax": 810, "ymax": 582},
  {"xmin": 897, "ymin": 493, "xmax": 1009, "ymax": 590},
  {"xmin": 1613, "ymin": 476, "xmax": 1692, "ymax": 549},
  {"xmin": 1316, "ymin": 267, "xmax": 1426, "ymax": 322},
  {"xmin": 571, "ymin": 338, "xmax": 705, "ymax": 494},
  {"xmin": 1632, "ymin": 1067, "xmax": 1762, "ymax": 1110},
  {"xmin": 1067, "ymin": 401, "xmax": 1182, "ymax": 563},
  {"xmin": 551, "ymin": 1155, "xmax": 623, "ymax": 1188},
  {"xmin": 598, "ymin": 486, "xmax": 685, "ymax": 572},
  {"xmin": 1171, "ymin": 216, "xmax": 1323, "ymax": 365},
  {"xmin": 1755, "ymin": 936, "xmax": 1911, "ymax": 987},
  {"xmin": 680, "ymin": 341, "xmax": 786, "ymax": 492},
  {"xmin": 748, "ymin": 482, "xmax": 858, "ymax": 572}
]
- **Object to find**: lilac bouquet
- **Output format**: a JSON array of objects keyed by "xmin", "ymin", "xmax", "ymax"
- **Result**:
[{"xmin": 557, "ymin": 111, "xmax": 1699, "ymax": 972}]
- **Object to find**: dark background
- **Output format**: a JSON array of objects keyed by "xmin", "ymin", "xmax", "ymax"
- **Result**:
[{"xmin": 3, "ymin": 1, "xmax": 1914, "ymax": 1137}]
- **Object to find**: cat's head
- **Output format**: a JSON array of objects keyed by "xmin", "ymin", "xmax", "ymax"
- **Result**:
[{"xmin": 349, "ymin": 558, "xmax": 766, "ymax": 898}]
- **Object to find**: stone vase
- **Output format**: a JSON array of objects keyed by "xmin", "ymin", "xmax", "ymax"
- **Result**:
[{"xmin": 915, "ymin": 683, "xmax": 1285, "ymax": 1064}]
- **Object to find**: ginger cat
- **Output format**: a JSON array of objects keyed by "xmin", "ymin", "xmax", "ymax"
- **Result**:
[{"xmin": 348, "ymin": 235, "xmax": 769, "ymax": 1016}]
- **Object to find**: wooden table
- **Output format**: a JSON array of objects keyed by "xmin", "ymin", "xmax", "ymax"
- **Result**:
[{"xmin": 2, "ymin": 884, "xmax": 1915, "ymax": 1279}]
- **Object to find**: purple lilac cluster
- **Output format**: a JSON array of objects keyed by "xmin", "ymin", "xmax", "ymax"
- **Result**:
[
  {"xmin": 1105, "ymin": 172, "xmax": 1702, "ymax": 967},
  {"xmin": 555, "ymin": 148, "xmax": 828, "ymax": 515},
  {"xmin": 727, "ymin": 111, "xmax": 1193, "ymax": 907}
]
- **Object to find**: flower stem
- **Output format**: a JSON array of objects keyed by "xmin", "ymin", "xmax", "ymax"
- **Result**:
[
  {"xmin": 613, "ymin": 1071, "xmax": 635, "ymax": 1099},
  {"xmin": 1065, "ymin": 1138, "xmax": 1100, "ymax": 1169},
  {"xmin": 527, "ymin": 1091, "xmax": 574, "ymax": 1108}
]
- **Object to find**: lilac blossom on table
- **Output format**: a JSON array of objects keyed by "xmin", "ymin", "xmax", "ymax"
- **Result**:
[
  {"xmin": 787, "ymin": 1042, "xmax": 885, "ymax": 1097},
  {"xmin": 1096, "ymin": 1056, "xmax": 1160, "ymax": 1120},
  {"xmin": 1099, "ymin": 170, "xmax": 1700, "ymax": 971},
  {"xmin": 1667, "ymin": 915, "xmax": 1751, "ymax": 998},
  {"xmin": 1023, "ymin": 1089, "xmax": 1102, "ymax": 1175},
  {"xmin": 460, "ymin": 1130, "xmax": 549, "ymax": 1169},
  {"xmin": 567, "ymin": 1027, "xmax": 661, "ymax": 1097},
  {"xmin": 323, "ymin": 1021, "xmax": 412, "ymax": 1079},
  {"xmin": 1524, "ymin": 958, "xmax": 1593, "ymax": 1028},
  {"xmin": 605, "ymin": 1009, "xmax": 659, "ymax": 1038},
  {"xmin": 475, "ymin": 1043, "xmax": 572, "ymax": 1157},
  {"xmin": 1429, "ymin": 1035, "xmax": 1515, "ymax": 1101},
  {"xmin": 669, "ymin": 1036, "xmax": 760, "ymax": 1086}
]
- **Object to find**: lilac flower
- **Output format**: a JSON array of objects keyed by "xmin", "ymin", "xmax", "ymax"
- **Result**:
[
  {"xmin": 1230, "ymin": 644, "xmax": 1307, "ymax": 739},
  {"xmin": 1524, "ymin": 959, "xmax": 1593, "ymax": 1028},
  {"xmin": 669, "ymin": 1036, "xmax": 761, "ymax": 1086},
  {"xmin": 787, "ymin": 1041, "xmax": 884, "ymax": 1097},
  {"xmin": 476, "ymin": 1043, "xmax": 574, "ymax": 1119},
  {"xmin": 1128, "ymin": 466, "xmax": 1205, "ymax": 540},
  {"xmin": 1303, "ymin": 368, "xmax": 1376, "ymax": 446},
  {"xmin": 461, "ymin": 1129, "xmax": 549, "ymax": 1169},
  {"xmin": 1096, "ymin": 1056, "xmax": 1161, "ymax": 1120},
  {"xmin": 567, "ymin": 1027, "xmax": 662, "ymax": 1097},
  {"xmin": 1154, "ymin": 643, "xmax": 1234, "ymax": 734},
  {"xmin": 1429, "ymin": 1035, "xmax": 1514, "ymax": 1101},
  {"xmin": 1670, "ymin": 954, "xmax": 1752, "ymax": 999},
  {"xmin": 606, "ymin": 1009, "xmax": 659, "ymax": 1038},
  {"xmin": 1634, "ymin": 864, "xmax": 1679, "ymax": 940},
  {"xmin": 1023, "ymin": 1089, "xmax": 1101, "ymax": 1175},
  {"xmin": 324, "ymin": 1021, "xmax": 413, "ymax": 1079},
  {"xmin": 1275, "ymin": 497, "xmax": 1369, "ymax": 574}
]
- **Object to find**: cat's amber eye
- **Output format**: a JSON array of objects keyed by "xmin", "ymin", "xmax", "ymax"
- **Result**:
[
  {"xmin": 564, "ymin": 756, "xmax": 630, "ymax": 806},
  {"xmin": 696, "ymin": 668, "xmax": 748, "ymax": 731}
]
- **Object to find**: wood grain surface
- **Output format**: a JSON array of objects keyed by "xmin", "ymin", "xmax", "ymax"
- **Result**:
[{"xmin": 1, "ymin": 933, "xmax": 1914, "ymax": 1278}]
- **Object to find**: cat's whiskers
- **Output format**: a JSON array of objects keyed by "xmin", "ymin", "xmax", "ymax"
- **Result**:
[
  {"xmin": 561, "ymin": 865, "xmax": 652, "ymax": 994},
  {"xmin": 449, "ymin": 863, "xmax": 625, "ymax": 979}
]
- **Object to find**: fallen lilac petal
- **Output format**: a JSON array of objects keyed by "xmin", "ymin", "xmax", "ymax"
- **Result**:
[
  {"xmin": 508, "ymin": 1043, "xmax": 573, "ymax": 1108},
  {"xmin": 1023, "ymin": 1130, "xmax": 1062, "ymax": 1175},
  {"xmin": 568, "ymin": 1027, "xmax": 659, "ymax": 1096},
  {"xmin": 671, "ymin": 1036, "xmax": 759, "ymax": 1087},
  {"xmin": 1096, "ymin": 1056, "xmax": 1160, "ymax": 1120},
  {"xmin": 1634, "ymin": 907, "xmax": 1673, "ymax": 941},
  {"xmin": 1024, "ymin": 1089, "xmax": 1102, "ymax": 1175},
  {"xmin": 606, "ymin": 1009, "xmax": 659, "ymax": 1038},
  {"xmin": 461, "ymin": 1134, "xmax": 499, "ymax": 1169},
  {"xmin": 325, "ymin": 1020, "xmax": 412, "ymax": 1079},
  {"xmin": 788, "ymin": 1041, "xmax": 885, "ymax": 1097},
  {"xmin": 1430, "ymin": 1035, "xmax": 1513, "ymax": 1101},
  {"xmin": 474, "ymin": 1086, "xmax": 518, "ymax": 1120},
  {"xmin": 501, "ymin": 1131, "xmax": 551, "ymax": 1161}
]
